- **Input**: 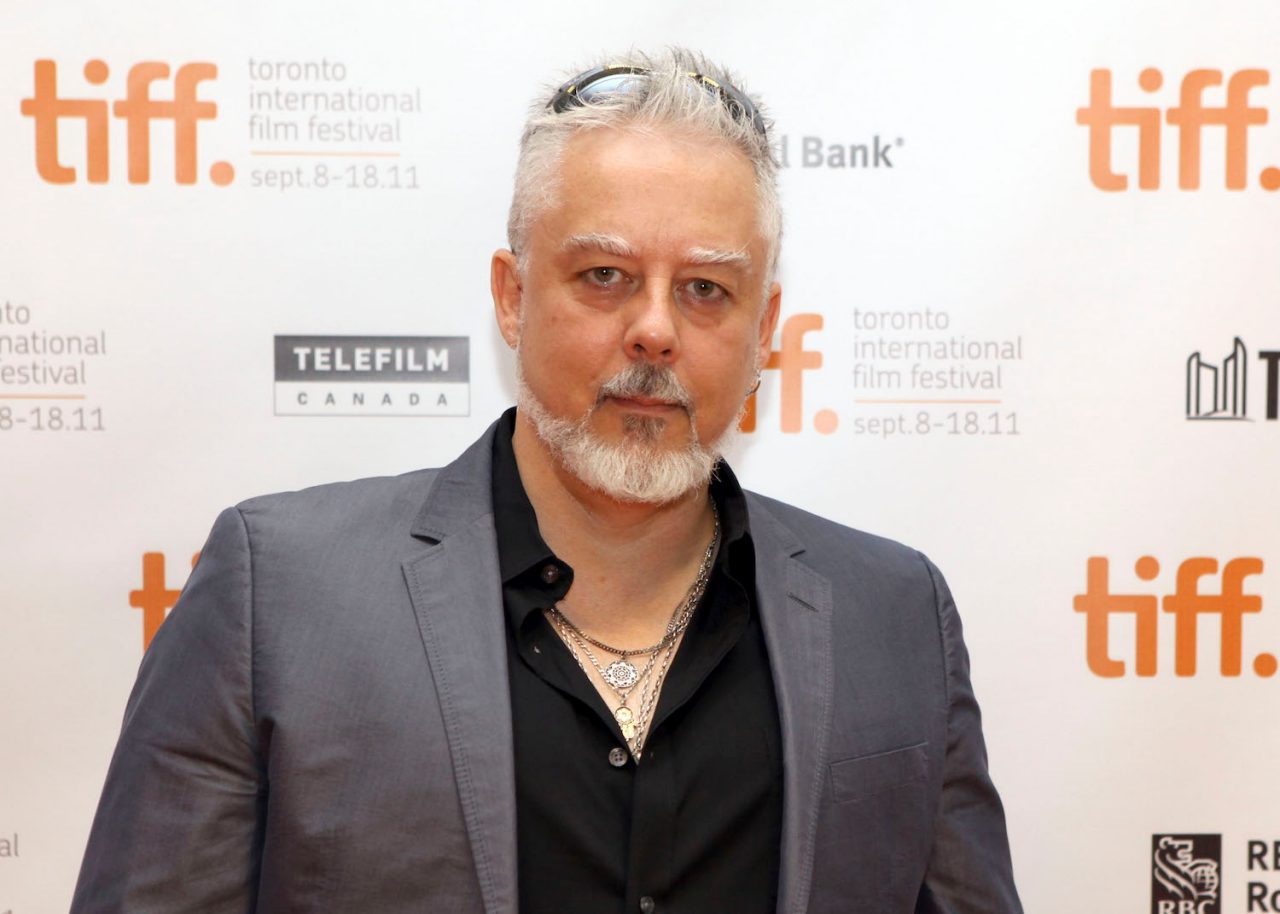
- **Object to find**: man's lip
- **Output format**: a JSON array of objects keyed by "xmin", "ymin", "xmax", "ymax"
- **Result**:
[{"xmin": 606, "ymin": 395, "xmax": 684, "ymax": 412}]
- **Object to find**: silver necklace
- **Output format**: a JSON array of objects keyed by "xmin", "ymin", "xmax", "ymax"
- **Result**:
[
  {"xmin": 547, "ymin": 505, "xmax": 719, "ymax": 691},
  {"xmin": 549, "ymin": 612, "xmax": 663, "ymax": 722},
  {"xmin": 544, "ymin": 502, "xmax": 721, "ymax": 754},
  {"xmin": 551, "ymin": 611, "xmax": 679, "ymax": 757}
]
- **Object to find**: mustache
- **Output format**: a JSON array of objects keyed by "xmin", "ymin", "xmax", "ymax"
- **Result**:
[{"xmin": 596, "ymin": 363, "xmax": 693, "ymax": 411}]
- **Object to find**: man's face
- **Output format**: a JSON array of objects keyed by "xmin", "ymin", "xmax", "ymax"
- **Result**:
[{"xmin": 494, "ymin": 126, "xmax": 781, "ymax": 498}]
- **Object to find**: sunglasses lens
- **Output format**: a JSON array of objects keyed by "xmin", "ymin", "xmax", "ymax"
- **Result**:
[{"xmin": 572, "ymin": 73, "xmax": 645, "ymax": 105}]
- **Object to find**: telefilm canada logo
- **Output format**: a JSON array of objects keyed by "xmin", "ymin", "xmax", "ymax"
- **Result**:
[
  {"xmin": 1153, "ymin": 835, "xmax": 1221, "ymax": 914},
  {"xmin": 1186, "ymin": 338, "xmax": 1280, "ymax": 421},
  {"xmin": 273, "ymin": 335, "xmax": 470, "ymax": 417}
]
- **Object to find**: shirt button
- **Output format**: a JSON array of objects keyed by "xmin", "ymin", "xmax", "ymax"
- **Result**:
[
  {"xmin": 639, "ymin": 896, "xmax": 655, "ymax": 913},
  {"xmin": 540, "ymin": 564, "xmax": 561, "ymax": 584},
  {"xmin": 608, "ymin": 747, "xmax": 629, "ymax": 767}
]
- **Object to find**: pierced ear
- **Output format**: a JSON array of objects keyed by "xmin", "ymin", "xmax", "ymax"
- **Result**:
[{"xmin": 491, "ymin": 249, "xmax": 524, "ymax": 349}]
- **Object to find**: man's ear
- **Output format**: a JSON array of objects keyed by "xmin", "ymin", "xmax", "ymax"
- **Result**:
[
  {"xmin": 757, "ymin": 280, "xmax": 782, "ymax": 369},
  {"xmin": 491, "ymin": 249, "xmax": 523, "ymax": 349}
]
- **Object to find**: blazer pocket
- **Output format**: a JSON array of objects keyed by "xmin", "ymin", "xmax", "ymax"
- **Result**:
[{"xmin": 829, "ymin": 742, "xmax": 928, "ymax": 804}]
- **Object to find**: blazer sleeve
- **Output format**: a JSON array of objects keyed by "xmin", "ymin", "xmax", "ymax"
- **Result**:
[
  {"xmin": 71, "ymin": 507, "xmax": 265, "ymax": 913},
  {"xmin": 916, "ymin": 555, "xmax": 1024, "ymax": 914}
]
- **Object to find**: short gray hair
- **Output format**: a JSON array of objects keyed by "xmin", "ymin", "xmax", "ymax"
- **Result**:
[{"xmin": 507, "ymin": 47, "xmax": 782, "ymax": 281}]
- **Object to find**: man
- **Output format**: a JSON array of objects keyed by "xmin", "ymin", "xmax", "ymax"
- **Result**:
[{"xmin": 73, "ymin": 49, "xmax": 1022, "ymax": 913}]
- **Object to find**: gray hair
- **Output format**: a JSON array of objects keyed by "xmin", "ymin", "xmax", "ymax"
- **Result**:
[{"xmin": 507, "ymin": 47, "xmax": 782, "ymax": 282}]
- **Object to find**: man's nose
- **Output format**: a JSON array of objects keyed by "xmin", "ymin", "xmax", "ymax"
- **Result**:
[{"xmin": 622, "ymin": 282, "xmax": 679, "ymax": 364}]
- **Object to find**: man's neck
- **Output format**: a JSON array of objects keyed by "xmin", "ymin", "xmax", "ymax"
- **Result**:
[{"xmin": 511, "ymin": 412, "xmax": 717, "ymax": 644}]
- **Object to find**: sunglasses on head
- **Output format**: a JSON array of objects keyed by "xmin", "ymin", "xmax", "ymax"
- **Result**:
[{"xmin": 548, "ymin": 65, "xmax": 767, "ymax": 138}]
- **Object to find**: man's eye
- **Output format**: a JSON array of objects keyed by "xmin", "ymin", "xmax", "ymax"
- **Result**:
[
  {"xmin": 683, "ymin": 279, "xmax": 728, "ymax": 302},
  {"xmin": 584, "ymin": 267, "xmax": 625, "ymax": 286}
]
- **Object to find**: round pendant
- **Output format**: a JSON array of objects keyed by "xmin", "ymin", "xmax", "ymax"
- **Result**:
[
  {"xmin": 602, "ymin": 660, "xmax": 640, "ymax": 689},
  {"xmin": 620, "ymin": 721, "xmax": 637, "ymax": 740},
  {"xmin": 614, "ymin": 706, "xmax": 634, "ymax": 724}
]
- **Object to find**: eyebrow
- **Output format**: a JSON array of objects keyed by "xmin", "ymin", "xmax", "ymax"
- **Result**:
[
  {"xmin": 685, "ymin": 246, "xmax": 752, "ymax": 268},
  {"xmin": 560, "ymin": 233, "xmax": 638, "ymax": 258},
  {"xmin": 560, "ymin": 233, "xmax": 752, "ymax": 269}
]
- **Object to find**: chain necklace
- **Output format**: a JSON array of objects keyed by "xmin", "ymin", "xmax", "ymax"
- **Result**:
[
  {"xmin": 545, "ymin": 502, "xmax": 720, "ymax": 757},
  {"xmin": 547, "ymin": 505, "xmax": 719, "ymax": 691},
  {"xmin": 549, "ymin": 611, "xmax": 665, "ymax": 708},
  {"xmin": 625, "ymin": 634, "xmax": 681, "ymax": 754},
  {"xmin": 552, "ymin": 611, "xmax": 679, "ymax": 758}
]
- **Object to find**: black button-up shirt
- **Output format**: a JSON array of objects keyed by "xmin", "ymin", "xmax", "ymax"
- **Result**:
[{"xmin": 491, "ymin": 408, "xmax": 783, "ymax": 914}]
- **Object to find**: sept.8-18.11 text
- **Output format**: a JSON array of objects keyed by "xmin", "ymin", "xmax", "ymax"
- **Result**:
[{"xmin": 0, "ymin": 405, "xmax": 103, "ymax": 432}]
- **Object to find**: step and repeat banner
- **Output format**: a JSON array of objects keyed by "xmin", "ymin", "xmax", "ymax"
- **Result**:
[{"xmin": 3, "ymin": 1, "xmax": 1278, "ymax": 911}]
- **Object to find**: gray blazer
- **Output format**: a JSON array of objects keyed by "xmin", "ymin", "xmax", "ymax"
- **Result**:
[{"xmin": 73, "ymin": 421, "xmax": 1022, "ymax": 913}]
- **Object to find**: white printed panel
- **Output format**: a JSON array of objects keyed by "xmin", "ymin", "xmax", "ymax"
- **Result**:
[{"xmin": 2, "ymin": 1, "xmax": 1280, "ymax": 912}]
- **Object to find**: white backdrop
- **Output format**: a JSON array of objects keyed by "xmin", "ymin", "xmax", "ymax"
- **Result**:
[{"xmin": 3, "ymin": 1, "xmax": 1279, "ymax": 911}]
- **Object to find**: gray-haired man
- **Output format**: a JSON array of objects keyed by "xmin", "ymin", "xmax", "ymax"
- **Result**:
[{"xmin": 74, "ymin": 49, "xmax": 1022, "ymax": 913}]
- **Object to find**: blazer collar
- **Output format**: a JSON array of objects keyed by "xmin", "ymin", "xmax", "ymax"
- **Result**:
[{"xmin": 409, "ymin": 418, "xmax": 502, "ymax": 543}]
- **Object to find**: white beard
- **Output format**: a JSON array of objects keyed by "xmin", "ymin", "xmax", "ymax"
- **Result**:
[{"xmin": 516, "ymin": 359, "xmax": 741, "ymax": 504}]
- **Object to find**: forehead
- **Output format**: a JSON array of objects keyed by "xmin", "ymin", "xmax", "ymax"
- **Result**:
[{"xmin": 533, "ymin": 126, "xmax": 764, "ymax": 259}]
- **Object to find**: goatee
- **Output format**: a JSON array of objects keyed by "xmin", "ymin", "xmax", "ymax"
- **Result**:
[{"xmin": 516, "ymin": 360, "xmax": 739, "ymax": 504}]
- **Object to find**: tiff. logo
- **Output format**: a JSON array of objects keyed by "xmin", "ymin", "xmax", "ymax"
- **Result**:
[
  {"xmin": 19, "ymin": 60, "xmax": 234, "ymax": 185},
  {"xmin": 740, "ymin": 313, "xmax": 839, "ymax": 435},
  {"xmin": 1185, "ymin": 338, "xmax": 1280, "ymax": 420},
  {"xmin": 130, "ymin": 551, "xmax": 199, "ymax": 650},
  {"xmin": 1077, "ymin": 68, "xmax": 1280, "ymax": 191},
  {"xmin": 1074, "ymin": 556, "xmax": 1276, "ymax": 678}
]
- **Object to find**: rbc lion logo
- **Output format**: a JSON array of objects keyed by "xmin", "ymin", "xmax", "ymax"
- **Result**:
[{"xmin": 1152, "ymin": 834, "xmax": 1222, "ymax": 914}]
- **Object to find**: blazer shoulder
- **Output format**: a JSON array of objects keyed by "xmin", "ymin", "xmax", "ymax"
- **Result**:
[
  {"xmin": 230, "ymin": 467, "xmax": 442, "ymax": 547},
  {"xmin": 743, "ymin": 489, "xmax": 932, "ymax": 576}
]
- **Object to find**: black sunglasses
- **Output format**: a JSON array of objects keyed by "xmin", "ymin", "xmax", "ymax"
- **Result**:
[{"xmin": 548, "ymin": 65, "xmax": 768, "ymax": 137}]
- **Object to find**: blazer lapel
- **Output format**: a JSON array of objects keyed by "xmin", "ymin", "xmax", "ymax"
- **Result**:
[
  {"xmin": 748, "ymin": 497, "xmax": 835, "ymax": 914},
  {"xmin": 403, "ymin": 426, "xmax": 517, "ymax": 914}
]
